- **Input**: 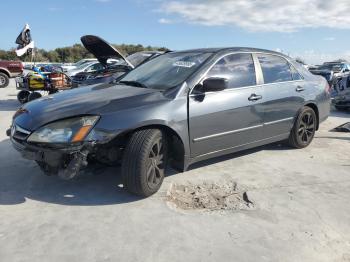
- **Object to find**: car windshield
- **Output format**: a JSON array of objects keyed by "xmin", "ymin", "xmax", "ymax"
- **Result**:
[
  {"xmin": 75, "ymin": 62, "xmax": 95, "ymax": 70},
  {"xmin": 119, "ymin": 52, "xmax": 212, "ymax": 90},
  {"xmin": 75, "ymin": 60, "xmax": 94, "ymax": 67},
  {"xmin": 125, "ymin": 52, "xmax": 155, "ymax": 67},
  {"xmin": 318, "ymin": 64, "xmax": 343, "ymax": 72}
]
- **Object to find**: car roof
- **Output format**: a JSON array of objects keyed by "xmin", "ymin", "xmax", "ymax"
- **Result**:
[
  {"xmin": 132, "ymin": 51, "xmax": 165, "ymax": 55},
  {"xmin": 172, "ymin": 47, "xmax": 287, "ymax": 56},
  {"xmin": 323, "ymin": 62, "xmax": 347, "ymax": 65}
]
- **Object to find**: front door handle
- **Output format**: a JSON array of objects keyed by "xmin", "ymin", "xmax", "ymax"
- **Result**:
[
  {"xmin": 296, "ymin": 86, "xmax": 305, "ymax": 92},
  {"xmin": 248, "ymin": 94, "xmax": 262, "ymax": 101}
]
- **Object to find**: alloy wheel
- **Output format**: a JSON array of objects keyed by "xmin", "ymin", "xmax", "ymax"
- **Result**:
[
  {"xmin": 298, "ymin": 112, "xmax": 315, "ymax": 143},
  {"xmin": 0, "ymin": 75, "xmax": 6, "ymax": 86},
  {"xmin": 146, "ymin": 137, "xmax": 165, "ymax": 189}
]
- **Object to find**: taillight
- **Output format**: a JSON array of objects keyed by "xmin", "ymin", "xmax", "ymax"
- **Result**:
[{"xmin": 325, "ymin": 82, "xmax": 331, "ymax": 94}]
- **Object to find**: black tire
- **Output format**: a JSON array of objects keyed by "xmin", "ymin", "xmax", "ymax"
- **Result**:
[
  {"xmin": 0, "ymin": 72, "xmax": 9, "ymax": 88},
  {"xmin": 288, "ymin": 106, "xmax": 317, "ymax": 149},
  {"xmin": 122, "ymin": 129, "xmax": 168, "ymax": 197},
  {"xmin": 28, "ymin": 92, "xmax": 42, "ymax": 102},
  {"xmin": 17, "ymin": 90, "xmax": 30, "ymax": 104},
  {"xmin": 48, "ymin": 89, "xmax": 58, "ymax": 95}
]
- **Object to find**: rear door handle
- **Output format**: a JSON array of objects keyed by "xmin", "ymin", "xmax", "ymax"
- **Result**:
[
  {"xmin": 296, "ymin": 86, "xmax": 305, "ymax": 92},
  {"xmin": 248, "ymin": 94, "xmax": 262, "ymax": 101}
]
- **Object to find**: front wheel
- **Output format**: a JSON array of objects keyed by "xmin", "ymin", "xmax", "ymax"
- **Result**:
[
  {"xmin": 288, "ymin": 106, "xmax": 317, "ymax": 148},
  {"xmin": 0, "ymin": 72, "xmax": 9, "ymax": 88},
  {"xmin": 122, "ymin": 129, "xmax": 168, "ymax": 197}
]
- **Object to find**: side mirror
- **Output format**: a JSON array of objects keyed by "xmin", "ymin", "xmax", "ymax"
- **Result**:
[
  {"xmin": 344, "ymin": 68, "xmax": 349, "ymax": 72},
  {"xmin": 202, "ymin": 77, "xmax": 228, "ymax": 92}
]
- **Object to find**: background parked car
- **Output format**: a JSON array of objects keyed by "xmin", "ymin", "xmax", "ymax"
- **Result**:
[
  {"xmin": 60, "ymin": 58, "xmax": 97, "ymax": 72},
  {"xmin": 65, "ymin": 59, "xmax": 119, "ymax": 77},
  {"xmin": 309, "ymin": 61, "xmax": 350, "ymax": 84},
  {"xmin": 0, "ymin": 60, "xmax": 23, "ymax": 88},
  {"xmin": 71, "ymin": 35, "xmax": 165, "ymax": 87},
  {"xmin": 308, "ymin": 61, "xmax": 350, "ymax": 110}
]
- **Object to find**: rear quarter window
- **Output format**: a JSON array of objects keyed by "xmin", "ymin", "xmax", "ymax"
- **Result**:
[
  {"xmin": 258, "ymin": 54, "xmax": 293, "ymax": 84},
  {"xmin": 290, "ymin": 64, "xmax": 303, "ymax": 80}
]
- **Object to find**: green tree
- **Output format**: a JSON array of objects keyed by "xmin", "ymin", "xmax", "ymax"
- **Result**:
[{"xmin": 0, "ymin": 43, "xmax": 169, "ymax": 62}]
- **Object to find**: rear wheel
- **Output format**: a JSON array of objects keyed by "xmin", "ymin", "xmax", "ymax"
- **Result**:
[
  {"xmin": 288, "ymin": 106, "xmax": 317, "ymax": 148},
  {"xmin": 17, "ymin": 90, "xmax": 30, "ymax": 104},
  {"xmin": 0, "ymin": 72, "xmax": 9, "ymax": 88},
  {"xmin": 122, "ymin": 129, "xmax": 168, "ymax": 197},
  {"xmin": 28, "ymin": 92, "xmax": 42, "ymax": 102}
]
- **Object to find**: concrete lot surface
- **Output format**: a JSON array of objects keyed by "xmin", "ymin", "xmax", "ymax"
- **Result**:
[{"xmin": 0, "ymin": 80, "xmax": 350, "ymax": 262}]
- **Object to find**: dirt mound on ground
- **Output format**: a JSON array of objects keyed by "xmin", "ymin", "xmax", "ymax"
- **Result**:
[{"xmin": 166, "ymin": 180, "xmax": 254, "ymax": 211}]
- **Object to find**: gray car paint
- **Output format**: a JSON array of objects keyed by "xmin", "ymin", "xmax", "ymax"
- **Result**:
[{"xmin": 12, "ymin": 47, "xmax": 331, "ymax": 171}]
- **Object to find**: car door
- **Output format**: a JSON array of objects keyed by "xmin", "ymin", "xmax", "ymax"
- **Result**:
[
  {"xmin": 255, "ymin": 54, "xmax": 305, "ymax": 138},
  {"xmin": 188, "ymin": 53, "xmax": 265, "ymax": 157}
]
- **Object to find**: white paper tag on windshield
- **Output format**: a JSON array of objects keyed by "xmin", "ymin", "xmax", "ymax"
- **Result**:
[{"xmin": 173, "ymin": 61, "xmax": 196, "ymax": 68}]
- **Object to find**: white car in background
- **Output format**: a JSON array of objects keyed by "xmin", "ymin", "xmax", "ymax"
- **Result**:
[
  {"xmin": 60, "ymin": 58, "xmax": 97, "ymax": 72},
  {"xmin": 65, "ymin": 59, "xmax": 119, "ymax": 77}
]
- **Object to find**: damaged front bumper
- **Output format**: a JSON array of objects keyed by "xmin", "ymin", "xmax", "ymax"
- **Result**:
[{"xmin": 8, "ymin": 129, "xmax": 94, "ymax": 179}]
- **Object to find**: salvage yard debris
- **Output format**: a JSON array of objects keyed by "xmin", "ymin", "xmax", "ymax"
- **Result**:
[
  {"xmin": 166, "ymin": 180, "xmax": 255, "ymax": 211},
  {"xmin": 331, "ymin": 122, "xmax": 350, "ymax": 132}
]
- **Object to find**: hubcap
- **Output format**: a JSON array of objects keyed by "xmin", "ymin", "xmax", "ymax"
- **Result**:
[
  {"xmin": 146, "ymin": 137, "xmax": 164, "ymax": 189},
  {"xmin": 0, "ymin": 76, "xmax": 6, "ymax": 85},
  {"xmin": 298, "ymin": 112, "xmax": 315, "ymax": 143}
]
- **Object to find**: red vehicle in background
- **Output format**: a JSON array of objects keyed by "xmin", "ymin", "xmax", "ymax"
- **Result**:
[{"xmin": 0, "ymin": 60, "xmax": 23, "ymax": 88}]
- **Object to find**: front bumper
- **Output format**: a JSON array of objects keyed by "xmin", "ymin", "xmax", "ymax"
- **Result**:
[
  {"xmin": 10, "ymin": 135, "xmax": 83, "ymax": 162},
  {"xmin": 9, "ymin": 71, "xmax": 24, "ymax": 78},
  {"xmin": 8, "ymin": 127, "xmax": 92, "ymax": 179}
]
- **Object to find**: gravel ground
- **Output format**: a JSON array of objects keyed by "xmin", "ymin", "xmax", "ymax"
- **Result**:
[
  {"xmin": 166, "ymin": 180, "xmax": 254, "ymax": 211},
  {"xmin": 0, "ymin": 79, "xmax": 350, "ymax": 262}
]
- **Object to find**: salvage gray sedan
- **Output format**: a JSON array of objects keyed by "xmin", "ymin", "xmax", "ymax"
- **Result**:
[{"xmin": 8, "ymin": 48, "xmax": 331, "ymax": 196}]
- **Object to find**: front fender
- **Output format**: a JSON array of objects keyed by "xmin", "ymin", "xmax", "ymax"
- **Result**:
[{"xmin": 93, "ymin": 96, "xmax": 190, "ymax": 158}]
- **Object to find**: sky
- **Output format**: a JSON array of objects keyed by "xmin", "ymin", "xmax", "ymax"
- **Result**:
[{"xmin": 1, "ymin": 0, "xmax": 350, "ymax": 64}]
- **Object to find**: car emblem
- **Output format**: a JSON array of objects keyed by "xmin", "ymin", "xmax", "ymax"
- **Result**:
[{"xmin": 11, "ymin": 125, "xmax": 16, "ymax": 137}]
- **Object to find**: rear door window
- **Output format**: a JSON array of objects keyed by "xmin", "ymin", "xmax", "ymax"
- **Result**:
[
  {"xmin": 206, "ymin": 53, "xmax": 256, "ymax": 88},
  {"xmin": 258, "ymin": 54, "xmax": 292, "ymax": 84},
  {"xmin": 290, "ymin": 65, "xmax": 302, "ymax": 80}
]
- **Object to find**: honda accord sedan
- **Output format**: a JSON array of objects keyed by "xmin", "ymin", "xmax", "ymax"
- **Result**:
[{"xmin": 8, "ymin": 47, "xmax": 331, "ymax": 196}]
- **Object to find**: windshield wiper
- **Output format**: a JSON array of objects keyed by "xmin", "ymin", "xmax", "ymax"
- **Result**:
[{"xmin": 118, "ymin": 80, "xmax": 148, "ymax": 88}]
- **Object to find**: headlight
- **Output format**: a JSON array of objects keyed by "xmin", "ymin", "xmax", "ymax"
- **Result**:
[{"xmin": 27, "ymin": 116, "xmax": 99, "ymax": 143}]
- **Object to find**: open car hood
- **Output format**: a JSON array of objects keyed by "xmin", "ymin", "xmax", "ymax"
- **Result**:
[{"xmin": 81, "ymin": 35, "xmax": 134, "ymax": 68}]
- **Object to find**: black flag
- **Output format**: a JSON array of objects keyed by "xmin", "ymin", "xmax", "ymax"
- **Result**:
[{"xmin": 15, "ymin": 24, "xmax": 35, "ymax": 57}]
